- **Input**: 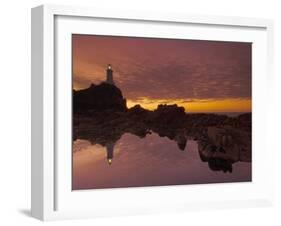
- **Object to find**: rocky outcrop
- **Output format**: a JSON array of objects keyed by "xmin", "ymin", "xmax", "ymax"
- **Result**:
[
  {"xmin": 151, "ymin": 104, "xmax": 186, "ymax": 128},
  {"xmin": 73, "ymin": 82, "xmax": 127, "ymax": 113},
  {"xmin": 197, "ymin": 126, "xmax": 251, "ymax": 173}
]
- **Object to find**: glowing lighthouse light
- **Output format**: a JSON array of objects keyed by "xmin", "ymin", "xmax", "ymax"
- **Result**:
[{"xmin": 106, "ymin": 64, "xmax": 114, "ymax": 85}]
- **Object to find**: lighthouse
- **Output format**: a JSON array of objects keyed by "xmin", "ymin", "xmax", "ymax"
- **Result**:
[{"xmin": 106, "ymin": 64, "xmax": 114, "ymax": 85}]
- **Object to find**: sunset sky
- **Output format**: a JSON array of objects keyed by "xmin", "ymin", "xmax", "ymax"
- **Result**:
[{"xmin": 72, "ymin": 35, "xmax": 252, "ymax": 113}]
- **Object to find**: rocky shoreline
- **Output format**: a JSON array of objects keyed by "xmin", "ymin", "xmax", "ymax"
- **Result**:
[
  {"xmin": 73, "ymin": 82, "xmax": 251, "ymax": 173},
  {"xmin": 73, "ymin": 106, "xmax": 251, "ymax": 173}
]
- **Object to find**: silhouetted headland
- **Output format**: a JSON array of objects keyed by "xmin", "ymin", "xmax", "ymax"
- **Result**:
[{"xmin": 73, "ymin": 82, "xmax": 127, "ymax": 113}]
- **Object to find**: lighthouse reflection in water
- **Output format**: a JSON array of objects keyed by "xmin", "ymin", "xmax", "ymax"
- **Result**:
[{"xmin": 106, "ymin": 143, "xmax": 114, "ymax": 165}]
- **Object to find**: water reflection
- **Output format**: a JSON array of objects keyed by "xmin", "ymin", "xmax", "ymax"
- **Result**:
[
  {"xmin": 73, "ymin": 123, "xmax": 251, "ymax": 190},
  {"xmin": 106, "ymin": 143, "xmax": 114, "ymax": 165}
]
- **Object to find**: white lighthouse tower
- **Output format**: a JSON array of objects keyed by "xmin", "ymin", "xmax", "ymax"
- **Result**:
[{"xmin": 106, "ymin": 64, "xmax": 114, "ymax": 85}]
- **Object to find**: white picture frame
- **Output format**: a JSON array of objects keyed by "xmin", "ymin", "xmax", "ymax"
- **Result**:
[{"xmin": 31, "ymin": 4, "xmax": 274, "ymax": 221}]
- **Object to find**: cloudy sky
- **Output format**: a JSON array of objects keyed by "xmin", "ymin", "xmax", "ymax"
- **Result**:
[{"xmin": 72, "ymin": 34, "xmax": 251, "ymax": 112}]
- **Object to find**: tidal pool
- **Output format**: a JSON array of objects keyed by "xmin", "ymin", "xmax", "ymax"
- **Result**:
[{"xmin": 72, "ymin": 132, "xmax": 251, "ymax": 190}]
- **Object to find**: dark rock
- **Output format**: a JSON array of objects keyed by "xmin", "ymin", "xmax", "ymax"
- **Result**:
[
  {"xmin": 208, "ymin": 158, "xmax": 233, "ymax": 173},
  {"xmin": 128, "ymin": 104, "xmax": 147, "ymax": 115},
  {"xmin": 151, "ymin": 104, "xmax": 186, "ymax": 128},
  {"xmin": 73, "ymin": 82, "xmax": 127, "ymax": 113}
]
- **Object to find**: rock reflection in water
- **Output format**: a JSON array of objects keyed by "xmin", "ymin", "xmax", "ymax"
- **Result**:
[{"xmin": 73, "ymin": 123, "xmax": 251, "ymax": 190}]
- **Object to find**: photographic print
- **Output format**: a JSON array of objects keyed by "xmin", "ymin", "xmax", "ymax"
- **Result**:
[{"xmin": 72, "ymin": 35, "xmax": 252, "ymax": 190}]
